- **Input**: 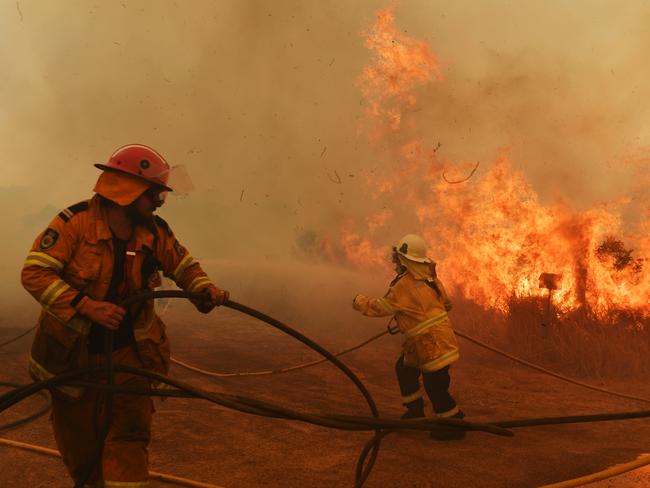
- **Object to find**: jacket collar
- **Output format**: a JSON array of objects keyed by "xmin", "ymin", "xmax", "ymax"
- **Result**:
[{"xmin": 87, "ymin": 196, "xmax": 111, "ymax": 244}]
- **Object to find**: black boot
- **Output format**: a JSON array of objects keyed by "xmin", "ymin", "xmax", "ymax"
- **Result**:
[
  {"xmin": 401, "ymin": 398, "xmax": 425, "ymax": 419},
  {"xmin": 429, "ymin": 410, "xmax": 466, "ymax": 441}
]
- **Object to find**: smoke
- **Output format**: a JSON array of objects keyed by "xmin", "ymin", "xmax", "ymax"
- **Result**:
[
  {"xmin": 373, "ymin": 1, "xmax": 650, "ymax": 207},
  {"xmin": 1, "ymin": 1, "xmax": 649, "ymax": 319}
]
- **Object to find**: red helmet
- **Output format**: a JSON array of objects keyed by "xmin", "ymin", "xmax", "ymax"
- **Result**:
[{"xmin": 95, "ymin": 144, "xmax": 173, "ymax": 191}]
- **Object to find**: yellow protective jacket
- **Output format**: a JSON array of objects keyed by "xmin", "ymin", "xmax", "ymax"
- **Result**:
[
  {"xmin": 353, "ymin": 272, "xmax": 459, "ymax": 372},
  {"xmin": 21, "ymin": 195, "xmax": 215, "ymax": 398}
]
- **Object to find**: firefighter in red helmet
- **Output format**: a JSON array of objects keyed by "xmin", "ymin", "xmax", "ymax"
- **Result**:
[{"xmin": 22, "ymin": 144, "xmax": 229, "ymax": 487}]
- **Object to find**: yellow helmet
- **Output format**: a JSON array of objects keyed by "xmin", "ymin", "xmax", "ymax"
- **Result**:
[{"xmin": 395, "ymin": 234, "xmax": 431, "ymax": 263}]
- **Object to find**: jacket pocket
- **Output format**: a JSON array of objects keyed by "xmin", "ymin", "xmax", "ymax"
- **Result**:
[
  {"xmin": 65, "ymin": 244, "xmax": 103, "ymax": 288},
  {"xmin": 31, "ymin": 321, "xmax": 81, "ymax": 376},
  {"xmin": 413, "ymin": 331, "xmax": 439, "ymax": 364}
]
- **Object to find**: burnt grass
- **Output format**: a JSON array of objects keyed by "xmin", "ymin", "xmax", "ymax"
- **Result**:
[{"xmin": 455, "ymin": 295, "xmax": 650, "ymax": 380}]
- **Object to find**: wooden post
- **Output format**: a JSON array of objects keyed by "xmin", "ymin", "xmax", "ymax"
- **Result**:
[{"xmin": 538, "ymin": 273, "xmax": 562, "ymax": 327}]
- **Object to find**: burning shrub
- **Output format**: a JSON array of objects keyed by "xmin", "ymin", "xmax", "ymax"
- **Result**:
[{"xmin": 596, "ymin": 237, "xmax": 644, "ymax": 274}]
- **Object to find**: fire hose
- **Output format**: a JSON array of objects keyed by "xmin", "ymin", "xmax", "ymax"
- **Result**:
[
  {"xmin": 0, "ymin": 290, "xmax": 511, "ymax": 488},
  {"xmin": 170, "ymin": 329, "xmax": 389, "ymax": 377},
  {"xmin": 171, "ymin": 327, "xmax": 650, "ymax": 406},
  {"xmin": 0, "ymin": 326, "xmax": 36, "ymax": 348},
  {"xmin": 8, "ymin": 321, "xmax": 650, "ymax": 405},
  {"xmin": 3, "ymin": 292, "xmax": 650, "ymax": 486},
  {"xmin": 0, "ymin": 382, "xmax": 50, "ymax": 433},
  {"xmin": 539, "ymin": 454, "xmax": 650, "ymax": 487},
  {"xmin": 10, "ymin": 366, "xmax": 650, "ymax": 486},
  {"xmin": 0, "ymin": 437, "xmax": 225, "ymax": 488}
]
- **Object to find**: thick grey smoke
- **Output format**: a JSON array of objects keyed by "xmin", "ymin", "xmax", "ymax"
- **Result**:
[{"xmin": 1, "ymin": 1, "xmax": 648, "ymax": 321}]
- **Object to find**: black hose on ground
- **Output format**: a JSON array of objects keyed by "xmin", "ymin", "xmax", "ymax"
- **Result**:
[
  {"xmin": 0, "ymin": 291, "xmax": 511, "ymax": 488},
  {"xmin": 5, "ymin": 367, "xmax": 650, "ymax": 434},
  {"xmin": 0, "ymin": 382, "xmax": 50, "ymax": 433},
  {"xmin": 0, "ymin": 326, "xmax": 35, "ymax": 348},
  {"xmin": 6, "ymin": 292, "xmax": 650, "ymax": 485},
  {"xmin": 124, "ymin": 291, "xmax": 385, "ymax": 488},
  {"xmin": 0, "ymin": 364, "xmax": 513, "ymax": 482}
]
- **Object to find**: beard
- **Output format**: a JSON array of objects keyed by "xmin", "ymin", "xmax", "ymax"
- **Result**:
[{"xmin": 125, "ymin": 202, "xmax": 155, "ymax": 226}]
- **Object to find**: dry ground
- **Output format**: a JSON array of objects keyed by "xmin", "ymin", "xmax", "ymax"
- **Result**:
[{"xmin": 3, "ymin": 301, "xmax": 650, "ymax": 488}]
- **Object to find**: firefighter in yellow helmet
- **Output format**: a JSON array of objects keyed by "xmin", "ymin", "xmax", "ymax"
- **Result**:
[
  {"xmin": 21, "ymin": 144, "xmax": 229, "ymax": 487},
  {"xmin": 352, "ymin": 234, "xmax": 464, "ymax": 440}
]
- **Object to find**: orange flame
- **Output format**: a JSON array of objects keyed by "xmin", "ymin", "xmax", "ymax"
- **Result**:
[
  {"xmin": 357, "ymin": 6, "xmax": 442, "ymax": 140},
  {"xmin": 340, "ymin": 229, "xmax": 389, "ymax": 269},
  {"xmin": 336, "ymin": 6, "xmax": 650, "ymax": 321}
]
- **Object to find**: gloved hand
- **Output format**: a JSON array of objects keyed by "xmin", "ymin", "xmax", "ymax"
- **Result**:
[
  {"xmin": 78, "ymin": 298, "xmax": 126, "ymax": 330},
  {"xmin": 193, "ymin": 285, "xmax": 230, "ymax": 313}
]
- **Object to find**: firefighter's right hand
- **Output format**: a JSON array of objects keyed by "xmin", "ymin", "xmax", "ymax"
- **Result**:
[{"xmin": 78, "ymin": 299, "xmax": 126, "ymax": 330}]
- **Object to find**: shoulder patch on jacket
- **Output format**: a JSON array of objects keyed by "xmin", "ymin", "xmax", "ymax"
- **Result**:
[
  {"xmin": 39, "ymin": 227, "xmax": 60, "ymax": 250},
  {"xmin": 154, "ymin": 216, "xmax": 173, "ymax": 237},
  {"xmin": 389, "ymin": 272, "xmax": 406, "ymax": 288},
  {"xmin": 58, "ymin": 200, "xmax": 89, "ymax": 222}
]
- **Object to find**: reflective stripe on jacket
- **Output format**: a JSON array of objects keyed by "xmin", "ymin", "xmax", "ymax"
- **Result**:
[
  {"xmin": 353, "ymin": 272, "xmax": 459, "ymax": 372},
  {"xmin": 21, "ymin": 195, "xmax": 215, "ymax": 397}
]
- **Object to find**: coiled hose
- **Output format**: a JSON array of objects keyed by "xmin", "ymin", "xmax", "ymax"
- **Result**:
[{"xmin": 0, "ymin": 290, "xmax": 511, "ymax": 488}]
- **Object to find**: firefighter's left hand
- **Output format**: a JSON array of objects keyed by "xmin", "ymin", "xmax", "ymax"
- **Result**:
[{"xmin": 194, "ymin": 285, "xmax": 230, "ymax": 313}]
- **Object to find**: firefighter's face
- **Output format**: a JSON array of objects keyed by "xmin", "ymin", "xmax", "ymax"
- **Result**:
[{"xmin": 129, "ymin": 188, "xmax": 166, "ymax": 222}]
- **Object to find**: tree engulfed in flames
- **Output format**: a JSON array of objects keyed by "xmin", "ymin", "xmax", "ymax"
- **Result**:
[{"xmin": 337, "ymin": 6, "xmax": 650, "ymax": 321}]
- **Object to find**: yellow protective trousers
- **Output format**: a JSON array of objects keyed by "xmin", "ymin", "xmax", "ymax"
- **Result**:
[{"xmin": 50, "ymin": 344, "xmax": 152, "ymax": 487}]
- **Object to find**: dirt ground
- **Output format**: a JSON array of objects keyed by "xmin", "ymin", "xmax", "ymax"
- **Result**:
[{"xmin": 3, "ymin": 302, "xmax": 650, "ymax": 488}]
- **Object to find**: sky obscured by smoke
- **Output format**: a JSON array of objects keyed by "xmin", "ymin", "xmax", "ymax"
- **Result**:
[{"xmin": 1, "ymin": 0, "xmax": 649, "ymax": 307}]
